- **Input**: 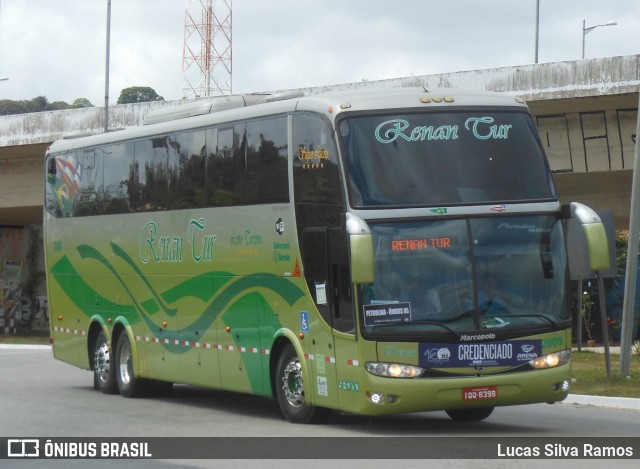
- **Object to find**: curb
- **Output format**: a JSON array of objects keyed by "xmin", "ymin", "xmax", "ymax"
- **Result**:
[
  {"xmin": 0, "ymin": 344, "xmax": 52, "ymax": 350},
  {"xmin": 563, "ymin": 393, "xmax": 640, "ymax": 411}
]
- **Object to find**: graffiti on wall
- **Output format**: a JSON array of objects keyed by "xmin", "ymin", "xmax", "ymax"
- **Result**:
[
  {"xmin": 0, "ymin": 226, "xmax": 48, "ymax": 333},
  {"xmin": 536, "ymin": 108, "xmax": 638, "ymax": 173}
]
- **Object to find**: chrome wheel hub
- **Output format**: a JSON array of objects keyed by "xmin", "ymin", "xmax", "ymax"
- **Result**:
[
  {"xmin": 118, "ymin": 340, "xmax": 132, "ymax": 386},
  {"xmin": 94, "ymin": 342, "xmax": 111, "ymax": 383},
  {"xmin": 282, "ymin": 359, "xmax": 305, "ymax": 408}
]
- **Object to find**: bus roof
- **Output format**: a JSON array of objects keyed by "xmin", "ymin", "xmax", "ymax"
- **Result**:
[
  {"xmin": 46, "ymin": 88, "xmax": 527, "ymax": 154},
  {"xmin": 296, "ymin": 87, "xmax": 526, "ymax": 114}
]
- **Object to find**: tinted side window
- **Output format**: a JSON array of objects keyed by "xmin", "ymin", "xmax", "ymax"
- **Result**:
[
  {"xmin": 46, "ymin": 116, "xmax": 290, "ymax": 217},
  {"xmin": 293, "ymin": 113, "xmax": 343, "ymax": 208},
  {"xmin": 75, "ymin": 149, "xmax": 103, "ymax": 216},
  {"xmin": 173, "ymin": 131, "xmax": 206, "ymax": 209},
  {"xmin": 293, "ymin": 112, "xmax": 345, "ymax": 237},
  {"xmin": 205, "ymin": 124, "xmax": 246, "ymax": 206},
  {"xmin": 134, "ymin": 137, "xmax": 172, "ymax": 211},
  {"xmin": 45, "ymin": 152, "xmax": 84, "ymax": 217},
  {"xmin": 103, "ymin": 142, "xmax": 133, "ymax": 214},
  {"xmin": 246, "ymin": 117, "xmax": 289, "ymax": 204}
]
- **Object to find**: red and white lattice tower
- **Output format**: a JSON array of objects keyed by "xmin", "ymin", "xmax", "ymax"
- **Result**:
[{"xmin": 182, "ymin": 0, "xmax": 232, "ymax": 98}]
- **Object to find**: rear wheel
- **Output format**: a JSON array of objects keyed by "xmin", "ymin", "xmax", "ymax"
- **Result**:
[
  {"xmin": 445, "ymin": 407, "xmax": 494, "ymax": 422},
  {"xmin": 115, "ymin": 333, "xmax": 149, "ymax": 398},
  {"xmin": 275, "ymin": 344, "xmax": 331, "ymax": 424},
  {"xmin": 93, "ymin": 330, "xmax": 117, "ymax": 394}
]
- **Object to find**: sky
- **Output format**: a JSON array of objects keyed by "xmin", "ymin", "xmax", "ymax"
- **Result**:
[{"xmin": 0, "ymin": 0, "xmax": 638, "ymax": 106}]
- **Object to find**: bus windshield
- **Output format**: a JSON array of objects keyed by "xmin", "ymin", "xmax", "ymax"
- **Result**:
[
  {"xmin": 360, "ymin": 215, "xmax": 569, "ymax": 338},
  {"xmin": 338, "ymin": 110, "xmax": 555, "ymax": 208}
]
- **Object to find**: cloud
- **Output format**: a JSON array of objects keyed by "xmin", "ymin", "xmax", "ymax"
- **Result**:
[{"xmin": 0, "ymin": 0, "xmax": 637, "ymax": 105}]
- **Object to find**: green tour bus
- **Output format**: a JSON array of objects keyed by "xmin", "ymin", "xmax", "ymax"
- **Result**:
[{"xmin": 44, "ymin": 87, "xmax": 609, "ymax": 423}]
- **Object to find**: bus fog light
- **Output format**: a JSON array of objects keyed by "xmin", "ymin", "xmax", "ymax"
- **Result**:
[
  {"xmin": 387, "ymin": 394, "xmax": 399, "ymax": 404},
  {"xmin": 551, "ymin": 380, "xmax": 570, "ymax": 392},
  {"xmin": 366, "ymin": 391, "xmax": 384, "ymax": 404},
  {"xmin": 530, "ymin": 350, "xmax": 571, "ymax": 369}
]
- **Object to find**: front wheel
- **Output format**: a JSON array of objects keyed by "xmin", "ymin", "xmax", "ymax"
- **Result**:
[
  {"xmin": 115, "ymin": 333, "xmax": 149, "ymax": 398},
  {"xmin": 275, "ymin": 345, "xmax": 331, "ymax": 424},
  {"xmin": 445, "ymin": 407, "xmax": 494, "ymax": 422},
  {"xmin": 93, "ymin": 330, "xmax": 117, "ymax": 394}
]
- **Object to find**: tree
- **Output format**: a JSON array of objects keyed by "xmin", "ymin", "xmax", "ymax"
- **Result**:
[
  {"xmin": 72, "ymin": 98, "xmax": 94, "ymax": 108},
  {"xmin": 47, "ymin": 101, "xmax": 71, "ymax": 111},
  {"xmin": 0, "ymin": 99, "xmax": 28, "ymax": 116},
  {"xmin": 117, "ymin": 86, "xmax": 164, "ymax": 104},
  {"xmin": 0, "ymin": 96, "xmax": 94, "ymax": 115},
  {"xmin": 28, "ymin": 96, "xmax": 49, "ymax": 113}
]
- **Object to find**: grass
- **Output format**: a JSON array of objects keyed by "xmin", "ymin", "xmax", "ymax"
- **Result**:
[
  {"xmin": 1, "ymin": 333, "xmax": 639, "ymax": 399},
  {"xmin": 0, "ymin": 332, "xmax": 50, "ymax": 345},
  {"xmin": 569, "ymin": 350, "xmax": 640, "ymax": 398}
]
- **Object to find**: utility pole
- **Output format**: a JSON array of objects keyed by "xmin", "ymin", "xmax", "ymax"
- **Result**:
[
  {"xmin": 534, "ymin": 0, "xmax": 539, "ymax": 63},
  {"xmin": 619, "ymin": 93, "xmax": 640, "ymax": 376},
  {"xmin": 104, "ymin": 0, "xmax": 111, "ymax": 132}
]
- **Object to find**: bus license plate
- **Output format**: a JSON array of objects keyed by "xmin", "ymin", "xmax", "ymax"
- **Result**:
[{"xmin": 463, "ymin": 386, "xmax": 498, "ymax": 401}]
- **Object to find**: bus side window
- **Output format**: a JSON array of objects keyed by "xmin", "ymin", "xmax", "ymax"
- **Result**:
[
  {"xmin": 246, "ymin": 117, "xmax": 288, "ymax": 204},
  {"xmin": 102, "ymin": 142, "xmax": 133, "ymax": 214},
  {"xmin": 171, "ymin": 131, "xmax": 206, "ymax": 209},
  {"xmin": 76, "ymin": 149, "xmax": 103, "ymax": 216},
  {"xmin": 44, "ymin": 155, "xmax": 64, "ymax": 218},
  {"xmin": 204, "ymin": 125, "xmax": 246, "ymax": 207}
]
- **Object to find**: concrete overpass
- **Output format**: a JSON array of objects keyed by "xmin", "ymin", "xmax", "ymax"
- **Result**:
[{"xmin": 1, "ymin": 54, "xmax": 639, "ymax": 229}]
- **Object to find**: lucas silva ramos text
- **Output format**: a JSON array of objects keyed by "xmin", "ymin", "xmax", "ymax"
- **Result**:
[{"xmin": 497, "ymin": 443, "xmax": 634, "ymax": 458}]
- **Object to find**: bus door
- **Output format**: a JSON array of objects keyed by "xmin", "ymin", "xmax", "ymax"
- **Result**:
[{"xmin": 302, "ymin": 228, "xmax": 357, "ymax": 411}]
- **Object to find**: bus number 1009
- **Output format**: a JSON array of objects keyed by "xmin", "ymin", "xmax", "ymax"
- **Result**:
[{"xmin": 463, "ymin": 386, "xmax": 498, "ymax": 401}]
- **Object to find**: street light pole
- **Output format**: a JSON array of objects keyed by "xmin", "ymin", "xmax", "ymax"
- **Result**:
[
  {"xmin": 0, "ymin": 0, "xmax": 7, "ymax": 82},
  {"xmin": 534, "ymin": 0, "xmax": 540, "ymax": 63},
  {"xmin": 582, "ymin": 19, "xmax": 617, "ymax": 59},
  {"xmin": 104, "ymin": 0, "xmax": 111, "ymax": 133}
]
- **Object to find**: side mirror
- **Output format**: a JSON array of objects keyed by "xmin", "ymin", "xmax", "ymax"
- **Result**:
[
  {"xmin": 346, "ymin": 213, "xmax": 374, "ymax": 284},
  {"xmin": 565, "ymin": 202, "xmax": 610, "ymax": 271}
]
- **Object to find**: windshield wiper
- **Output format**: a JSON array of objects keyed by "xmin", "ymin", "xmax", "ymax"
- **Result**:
[
  {"xmin": 437, "ymin": 308, "xmax": 476, "ymax": 324},
  {"xmin": 409, "ymin": 319, "xmax": 461, "ymax": 338},
  {"xmin": 438, "ymin": 308, "xmax": 560, "ymax": 330},
  {"xmin": 503, "ymin": 313, "xmax": 560, "ymax": 327}
]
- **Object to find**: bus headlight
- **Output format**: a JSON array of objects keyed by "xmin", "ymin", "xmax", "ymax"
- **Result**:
[
  {"xmin": 365, "ymin": 362, "xmax": 424, "ymax": 378},
  {"xmin": 530, "ymin": 350, "xmax": 571, "ymax": 369}
]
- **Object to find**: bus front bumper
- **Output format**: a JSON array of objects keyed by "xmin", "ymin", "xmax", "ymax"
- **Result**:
[{"xmin": 350, "ymin": 363, "xmax": 571, "ymax": 416}]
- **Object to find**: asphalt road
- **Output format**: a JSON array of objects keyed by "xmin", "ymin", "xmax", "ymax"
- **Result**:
[{"xmin": 0, "ymin": 346, "xmax": 638, "ymax": 469}]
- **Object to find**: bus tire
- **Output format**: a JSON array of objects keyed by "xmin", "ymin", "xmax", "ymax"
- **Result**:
[
  {"xmin": 445, "ymin": 407, "xmax": 494, "ymax": 422},
  {"xmin": 115, "ymin": 333, "xmax": 149, "ymax": 398},
  {"xmin": 93, "ymin": 330, "xmax": 118, "ymax": 394},
  {"xmin": 275, "ymin": 344, "xmax": 331, "ymax": 424}
]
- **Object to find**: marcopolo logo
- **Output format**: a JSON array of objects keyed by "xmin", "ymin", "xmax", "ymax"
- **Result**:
[{"xmin": 460, "ymin": 333, "xmax": 496, "ymax": 342}]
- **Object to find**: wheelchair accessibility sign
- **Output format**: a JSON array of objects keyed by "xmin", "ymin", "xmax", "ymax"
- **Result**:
[{"xmin": 300, "ymin": 311, "xmax": 310, "ymax": 333}]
